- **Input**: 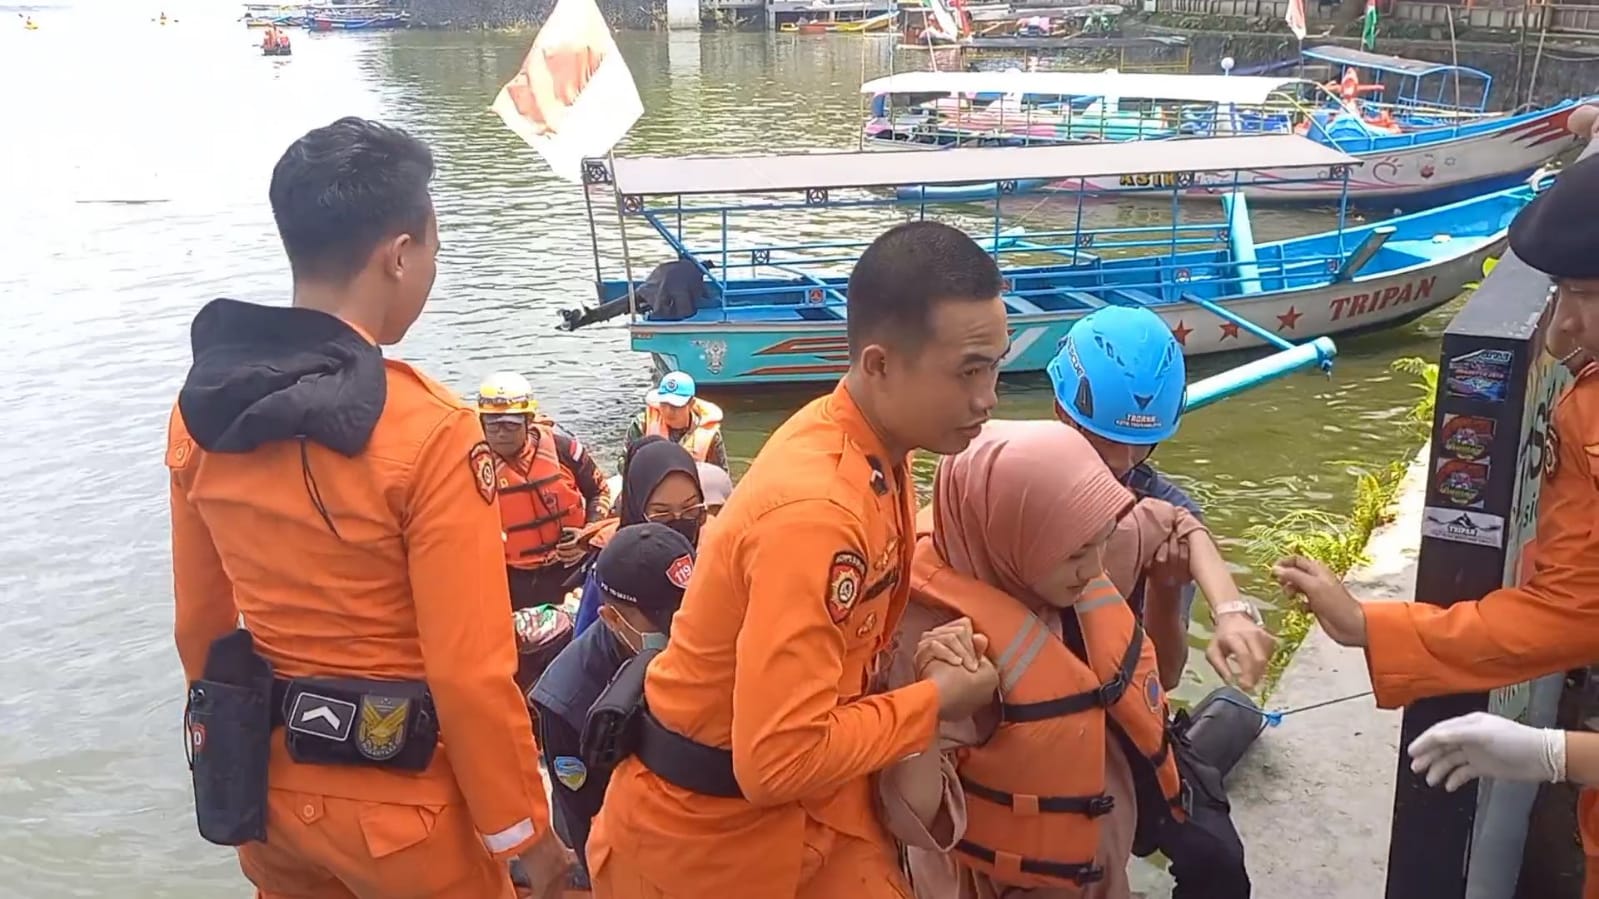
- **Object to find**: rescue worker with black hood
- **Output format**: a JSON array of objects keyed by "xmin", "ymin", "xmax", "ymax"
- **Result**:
[
  {"xmin": 167, "ymin": 116, "xmax": 568, "ymax": 898},
  {"xmin": 530, "ymin": 522, "xmax": 697, "ymax": 891}
]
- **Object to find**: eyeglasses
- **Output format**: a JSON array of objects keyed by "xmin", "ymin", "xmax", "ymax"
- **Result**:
[{"xmin": 646, "ymin": 504, "xmax": 707, "ymax": 525}]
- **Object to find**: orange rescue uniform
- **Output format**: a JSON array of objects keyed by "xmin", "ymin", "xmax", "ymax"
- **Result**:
[
  {"xmin": 1361, "ymin": 365, "xmax": 1599, "ymax": 897},
  {"xmin": 587, "ymin": 380, "xmax": 939, "ymax": 898},
  {"xmin": 169, "ymin": 305, "xmax": 551, "ymax": 898}
]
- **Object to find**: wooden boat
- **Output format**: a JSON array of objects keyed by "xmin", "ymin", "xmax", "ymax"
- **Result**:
[
  {"xmin": 303, "ymin": 3, "xmax": 409, "ymax": 30},
  {"xmin": 834, "ymin": 11, "xmax": 896, "ymax": 31},
  {"xmin": 860, "ymin": 69, "xmax": 1587, "ymax": 205},
  {"xmin": 577, "ymin": 135, "xmax": 1542, "ymax": 386}
]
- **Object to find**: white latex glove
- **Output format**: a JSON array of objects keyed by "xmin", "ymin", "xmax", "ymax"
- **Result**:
[{"xmin": 1407, "ymin": 712, "xmax": 1567, "ymax": 791}]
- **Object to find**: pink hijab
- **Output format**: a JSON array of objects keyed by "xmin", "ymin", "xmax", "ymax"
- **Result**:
[{"xmin": 933, "ymin": 420, "xmax": 1134, "ymax": 602}]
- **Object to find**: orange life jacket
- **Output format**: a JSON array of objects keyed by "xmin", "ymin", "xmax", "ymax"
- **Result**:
[
  {"xmin": 909, "ymin": 537, "xmax": 1186, "ymax": 889},
  {"xmin": 643, "ymin": 398, "xmax": 723, "ymax": 462},
  {"xmin": 497, "ymin": 425, "xmax": 587, "ymax": 569}
]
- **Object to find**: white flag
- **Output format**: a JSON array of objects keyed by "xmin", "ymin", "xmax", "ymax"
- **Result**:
[
  {"xmin": 1285, "ymin": 0, "xmax": 1307, "ymax": 41},
  {"xmin": 491, "ymin": 0, "xmax": 644, "ymax": 183}
]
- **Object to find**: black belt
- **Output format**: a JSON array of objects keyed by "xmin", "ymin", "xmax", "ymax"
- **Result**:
[{"xmin": 636, "ymin": 709, "xmax": 744, "ymax": 800}]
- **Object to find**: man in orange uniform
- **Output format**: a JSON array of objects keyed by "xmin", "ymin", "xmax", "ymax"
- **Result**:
[
  {"xmin": 168, "ymin": 117, "xmax": 567, "ymax": 898},
  {"xmin": 1273, "ymin": 153, "xmax": 1599, "ymax": 898},
  {"xmin": 477, "ymin": 370, "xmax": 611, "ymax": 611},
  {"xmin": 587, "ymin": 221, "xmax": 1011, "ymax": 898}
]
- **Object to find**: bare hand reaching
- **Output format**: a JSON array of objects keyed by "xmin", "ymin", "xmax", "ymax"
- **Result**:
[{"xmin": 1272, "ymin": 555, "xmax": 1368, "ymax": 648}]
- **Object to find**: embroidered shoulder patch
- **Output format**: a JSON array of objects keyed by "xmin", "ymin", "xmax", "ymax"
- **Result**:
[
  {"xmin": 468, "ymin": 441, "xmax": 497, "ymax": 505},
  {"xmin": 667, "ymin": 554, "xmax": 694, "ymax": 589},
  {"xmin": 826, "ymin": 551, "xmax": 867, "ymax": 624},
  {"xmin": 553, "ymin": 756, "xmax": 588, "ymax": 791}
]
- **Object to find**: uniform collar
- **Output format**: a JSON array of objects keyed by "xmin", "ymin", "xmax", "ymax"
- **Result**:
[{"xmin": 827, "ymin": 380, "xmax": 899, "ymax": 470}]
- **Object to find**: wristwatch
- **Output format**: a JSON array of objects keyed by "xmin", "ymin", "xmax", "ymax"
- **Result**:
[{"xmin": 1213, "ymin": 600, "xmax": 1265, "ymax": 626}]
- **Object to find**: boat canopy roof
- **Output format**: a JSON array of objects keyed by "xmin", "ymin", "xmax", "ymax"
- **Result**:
[
  {"xmin": 859, "ymin": 70, "xmax": 1312, "ymax": 105},
  {"xmin": 602, "ymin": 135, "xmax": 1360, "ymax": 196},
  {"xmin": 1302, "ymin": 45, "xmax": 1492, "ymax": 82}
]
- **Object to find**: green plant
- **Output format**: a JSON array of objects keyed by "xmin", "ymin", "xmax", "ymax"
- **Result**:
[
  {"xmin": 1392, "ymin": 356, "xmax": 1439, "ymax": 434},
  {"xmin": 1242, "ymin": 357, "xmax": 1433, "ymax": 698}
]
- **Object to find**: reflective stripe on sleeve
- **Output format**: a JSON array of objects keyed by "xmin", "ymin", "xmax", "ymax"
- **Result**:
[{"xmin": 481, "ymin": 817, "xmax": 535, "ymax": 854}]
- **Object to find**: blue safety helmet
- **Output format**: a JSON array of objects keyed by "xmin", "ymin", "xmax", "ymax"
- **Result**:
[{"xmin": 1046, "ymin": 306, "xmax": 1187, "ymax": 445}]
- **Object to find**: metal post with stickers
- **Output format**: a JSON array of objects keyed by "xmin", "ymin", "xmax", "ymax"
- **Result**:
[{"xmin": 1383, "ymin": 200, "xmax": 1580, "ymax": 897}]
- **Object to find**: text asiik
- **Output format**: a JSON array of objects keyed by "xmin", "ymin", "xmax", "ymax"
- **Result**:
[{"xmin": 1327, "ymin": 276, "xmax": 1437, "ymax": 322}]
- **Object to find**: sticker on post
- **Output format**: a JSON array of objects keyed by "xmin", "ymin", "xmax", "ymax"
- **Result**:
[
  {"xmin": 1434, "ymin": 459, "xmax": 1490, "ymax": 508},
  {"xmin": 1440, "ymin": 414, "xmax": 1496, "ymax": 461},
  {"xmin": 1444, "ymin": 349, "xmax": 1513, "ymax": 403},
  {"xmin": 1421, "ymin": 507, "xmax": 1505, "ymax": 549}
]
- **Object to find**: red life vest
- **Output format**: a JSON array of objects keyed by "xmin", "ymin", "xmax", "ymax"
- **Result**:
[
  {"xmin": 496, "ymin": 425, "xmax": 587, "ymax": 569},
  {"xmin": 909, "ymin": 536, "xmax": 1186, "ymax": 889},
  {"xmin": 642, "ymin": 398, "xmax": 723, "ymax": 462}
]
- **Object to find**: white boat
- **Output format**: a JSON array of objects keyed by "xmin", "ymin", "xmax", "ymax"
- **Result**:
[{"xmin": 860, "ymin": 69, "xmax": 1588, "ymax": 205}]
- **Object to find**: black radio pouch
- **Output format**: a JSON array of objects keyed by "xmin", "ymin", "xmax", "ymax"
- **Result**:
[
  {"xmin": 186, "ymin": 629, "xmax": 273, "ymax": 846},
  {"xmin": 580, "ymin": 647, "xmax": 659, "ymax": 769},
  {"xmin": 280, "ymin": 678, "xmax": 438, "ymax": 773}
]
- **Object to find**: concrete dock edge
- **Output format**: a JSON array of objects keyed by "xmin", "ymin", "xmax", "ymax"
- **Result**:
[{"xmin": 1222, "ymin": 447, "xmax": 1431, "ymax": 898}]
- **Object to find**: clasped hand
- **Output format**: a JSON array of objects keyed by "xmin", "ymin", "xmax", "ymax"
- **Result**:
[{"xmin": 916, "ymin": 617, "xmax": 999, "ymax": 721}]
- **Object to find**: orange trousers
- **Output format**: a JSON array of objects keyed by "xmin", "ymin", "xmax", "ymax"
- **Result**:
[
  {"xmin": 237, "ymin": 787, "xmax": 516, "ymax": 899},
  {"xmin": 589, "ymin": 816, "xmax": 911, "ymax": 899}
]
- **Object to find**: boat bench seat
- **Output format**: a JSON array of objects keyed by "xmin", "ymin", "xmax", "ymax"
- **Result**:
[
  {"xmin": 794, "ymin": 306, "xmax": 844, "ymax": 322},
  {"xmin": 1060, "ymin": 290, "xmax": 1106, "ymax": 310},
  {"xmin": 1109, "ymin": 288, "xmax": 1162, "ymax": 307}
]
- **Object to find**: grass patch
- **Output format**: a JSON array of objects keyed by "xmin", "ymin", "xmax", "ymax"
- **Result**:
[{"xmin": 1242, "ymin": 358, "xmax": 1435, "ymax": 700}]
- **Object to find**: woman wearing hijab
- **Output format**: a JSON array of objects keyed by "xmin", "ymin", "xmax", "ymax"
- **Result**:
[
  {"xmin": 879, "ymin": 420, "xmax": 1227, "ymax": 899},
  {"xmin": 572, "ymin": 437, "xmax": 705, "ymax": 636}
]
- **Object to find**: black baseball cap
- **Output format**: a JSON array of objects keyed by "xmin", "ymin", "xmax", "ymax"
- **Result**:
[
  {"xmin": 1510, "ymin": 154, "xmax": 1599, "ymax": 280},
  {"xmin": 594, "ymin": 523, "xmax": 696, "ymax": 631}
]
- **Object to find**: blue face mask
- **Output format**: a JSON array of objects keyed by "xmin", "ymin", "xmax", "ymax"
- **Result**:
[{"xmin": 608, "ymin": 607, "xmax": 668, "ymax": 654}]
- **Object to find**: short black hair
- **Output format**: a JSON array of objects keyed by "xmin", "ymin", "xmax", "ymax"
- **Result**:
[
  {"xmin": 268, "ymin": 116, "xmax": 435, "ymax": 283},
  {"xmin": 846, "ymin": 221, "xmax": 1005, "ymax": 359}
]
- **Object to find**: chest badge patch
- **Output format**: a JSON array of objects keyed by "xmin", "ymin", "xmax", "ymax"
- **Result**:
[
  {"xmin": 827, "ymin": 551, "xmax": 867, "ymax": 624},
  {"xmin": 469, "ymin": 441, "xmax": 497, "ymax": 505}
]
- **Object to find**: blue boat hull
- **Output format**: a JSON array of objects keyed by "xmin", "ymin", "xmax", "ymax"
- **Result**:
[{"xmin": 619, "ymin": 184, "xmax": 1532, "ymax": 386}]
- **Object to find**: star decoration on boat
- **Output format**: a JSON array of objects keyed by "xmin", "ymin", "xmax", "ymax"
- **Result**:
[
  {"xmin": 1219, "ymin": 322, "xmax": 1240, "ymax": 341},
  {"xmin": 1171, "ymin": 321, "xmax": 1193, "ymax": 346},
  {"xmin": 1276, "ymin": 306, "xmax": 1303, "ymax": 331}
]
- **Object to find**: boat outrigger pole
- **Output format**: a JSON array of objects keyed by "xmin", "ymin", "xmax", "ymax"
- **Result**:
[{"xmin": 1186, "ymin": 336, "xmax": 1338, "ymax": 412}]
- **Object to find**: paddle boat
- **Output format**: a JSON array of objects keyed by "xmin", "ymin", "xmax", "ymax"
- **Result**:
[
  {"xmin": 261, "ymin": 25, "xmax": 292, "ymax": 55},
  {"xmin": 577, "ymin": 135, "xmax": 1543, "ymax": 387},
  {"xmin": 860, "ymin": 68, "xmax": 1586, "ymax": 205}
]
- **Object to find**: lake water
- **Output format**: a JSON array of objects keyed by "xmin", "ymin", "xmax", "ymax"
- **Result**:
[{"xmin": 0, "ymin": 4, "xmax": 1450, "ymax": 893}]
